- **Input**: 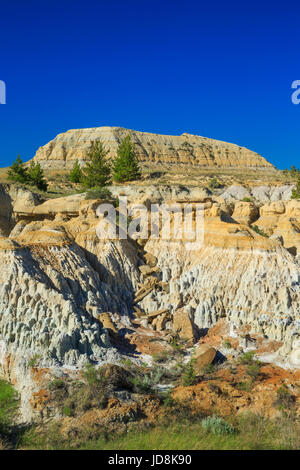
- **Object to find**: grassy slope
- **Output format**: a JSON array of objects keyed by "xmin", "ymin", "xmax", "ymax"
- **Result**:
[
  {"xmin": 19, "ymin": 414, "xmax": 300, "ymax": 450},
  {"xmin": 0, "ymin": 164, "xmax": 297, "ymax": 192}
]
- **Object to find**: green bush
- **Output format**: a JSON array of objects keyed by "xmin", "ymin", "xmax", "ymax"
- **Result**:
[
  {"xmin": 201, "ymin": 416, "xmax": 235, "ymax": 435},
  {"xmin": 246, "ymin": 363, "xmax": 261, "ymax": 380},
  {"xmin": 61, "ymin": 366, "xmax": 108, "ymax": 416},
  {"xmin": 7, "ymin": 156, "xmax": 48, "ymax": 191},
  {"xmin": 28, "ymin": 354, "xmax": 41, "ymax": 368},
  {"xmin": 130, "ymin": 375, "xmax": 153, "ymax": 394},
  {"xmin": 275, "ymin": 385, "xmax": 295, "ymax": 410},
  {"xmin": 7, "ymin": 155, "xmax": 29, "ymax": 184},
  {"xmin": 201, "ymin": 363, "xmax": 217, "ymax": 375},
  {"xmin": 236, "ymin": 381, "xmax": 253, "ymax": 392},
  {"xmin": 85, "ymin": 186, "xmax": 112, "ymax": 200},
  {"xmin": 238, "ymin": 351, "xmax": 255, "ymax": 364},
  {"xmin": 182, "ymin": 360, "xmax": 197, "ymax": 386},
  {"xmin": 242, "ymin": 197, "xmax": 253, "ymax": 202},
  {"xmin": 62, "ymin": 406, "xmax": 73, "ymax": 417},
  {"xmin": 27, "ymin": 161, "xmax": 48, "ymax": 191},
  {"xmin": 291, "ymin": 176, "xmax": 300, "ymax": 199},
  {"xmin": 251, "ymin": 225, "xmax": 269, "ymax": 237},
  {"xmin": 209, "ymin": 178, "xmax": 222, "ymax": 189},
  {"xmin": 81, "ymin": 140, "xmax": 111, "ymax": 188},
  {"xmin": 162, "ymin": 391, "xmax": 177, "ymax": 408},
  {"xmin": 112, "ymin": 135, "xmax": 141, "ymax": 183},
  {"xmin": 69, "ymin": 159, "xmax": 83, "ymax": 184},
  {"xmin": 47, "ymin": 379, "xmax": 65, "ymax": 391}
]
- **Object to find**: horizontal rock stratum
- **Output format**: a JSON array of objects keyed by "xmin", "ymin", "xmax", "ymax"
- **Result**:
[{"xmin": 32, "ymin": 126, "xmax": 275, "ymax": 170}]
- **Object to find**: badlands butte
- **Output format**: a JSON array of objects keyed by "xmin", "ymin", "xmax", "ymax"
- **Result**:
[
  {"xmin": 33, "ymin": 126, "xmax": 275, "ymax": 170},
  {"xmin": 0, "ymin": 126, "xmax": 300, "ymax": 440}
]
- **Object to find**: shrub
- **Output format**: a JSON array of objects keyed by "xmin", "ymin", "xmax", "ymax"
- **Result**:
[
  {"xmin": 69, "ymin": 159, "xmax": 83, "ymax": 184},
  {"xmin": 246, "ymin": 363, "xmax": 261, "ymax": 380},
  {"xmin": 275, "ymin": 385, "xmax": 295, "ymax": 410},
  {"xmin": 236, "ymin": 381, "xmax": 253, "ymax": 392},
  {"xmin": 153, "ymin": 352, "xmax": 169, "ymax": 364},
  {"xmin": 81, "ymin": 140, "xmax": 111, "ymax": 188},
  {"xmin": 242, "ymin": 197, "xmax": 253, "ymax": 202},
  {"xmin": 85, "ymin": 186, "xmax": 112, "ymax": 200},
  {"xmin": 47, "ymin": 379, "xmax": 65, "ymax": 391},
  {"xmin": 201, "ymin": 416, "xmax": 235, "ymax": 435},
  {"xmin": 27, "ymin": 161, "xmax": 48, "ymax": 191},
  {"xmin": 7, "ymin": 155, "xmax": 29, "ymax": 184},
  {"xmin": 238, "ymin": 351, "xmax": 256, "ymax": 365},
  {"xmin": 209, "ymin": 178, "xmax": 222, "ymax": 189},
  {"xmin": 82, "ymin": 364, "xmax": 105, "ymax": 388},
  {"xmin": 61, "ymin": 367, "xmax": 108, "ymax": 416},
  {"xmin": 130, "ymin": 375, "xmax": 153, "ymax": 394},
  {"xmin": 7, "ymin": 156, "xmax": 48, "ymax": 191},
  {"xmin": 201, "ymin": 363, "xmax": 217, "ymax": 375},
  {"xmin": 162, "ymin": 391, "xmax": 176, "ymax": 408},
  {"xmin": 182, "ymin": 360, "xmax": 197, "ymax": 387},
  {"xmin": 112, "ymin": 135, "xmax": 141, "ymax": 183},
  {"xmin": 62, "ymin": 406, "xmax": 73, "ymax": 417},
  {"xmin": 291, "ymin": 176, "xmax": 300, "ymax": 199},
  {"xmin": 251, "ymin": 225, "xmax": 269, "ymax": 237},
  {"xmin": 28, "ymin": 354, "xmax": 41, "ymax": 368}
]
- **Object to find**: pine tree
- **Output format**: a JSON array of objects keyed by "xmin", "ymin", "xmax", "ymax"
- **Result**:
[
  {"xmin": 81, "ymin": 140, "xmax": 111, "ymax": 188},
  {"xmin": 291, "ymin": 175, "xmax": 300, "ymax": 199},
  {"xmin": 69, "ymin": 159, "xmax": 82, "ymax": 183},
  {"xmin": 27, "ymin": 161, "xmax": 48, "ymax": 191},
  {"xmin": 7, "ymin": 155, "xmax": 29, "ymax": 184},
  {"xmin": 112, "ymin": 135, "xmax": 141, "ymax": 183}
]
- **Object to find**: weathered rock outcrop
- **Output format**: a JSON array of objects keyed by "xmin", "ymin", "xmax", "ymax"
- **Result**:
[
  {"xmin": 0, "ymin": 236, "xmax": 140, "ymax": 420},
  {"xmin": 32, "ymin": 127, "xmax": 274, "ymax": 170},
  {"xmin": 0, "ymin": 183, "xmax": 299, "ymax": 423},
  {"xmin": 255, "ymin": 200, "xmax": 300, "ymax": 254},
  {"xmin": 0, "ymin": 184, "xmax": 44, "ymax": 236},
  {"xmin": 139, "ymin": 214, "xmax": 300, "ymax": 367}
]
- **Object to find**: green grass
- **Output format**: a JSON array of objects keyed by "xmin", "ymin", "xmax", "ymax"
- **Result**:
[
  {"xmin": 0, "ymin": 379, "xmax": 19, "ymax": 447},
  {"xmin": 19, "ymin": 413, "xmax": 300, "ymax": 450}
]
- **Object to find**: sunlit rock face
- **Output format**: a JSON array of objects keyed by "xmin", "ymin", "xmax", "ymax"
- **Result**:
[
  {"xmin": 32, "ymin": 126, "xmax": 274, "ymax": 169},
  {"xmin": 139, "ymin": 215, "xmax": 300, "ymax": 365},
  {"xmin": 0, "ymin": 183, "xmax": 299, "ymax": 422}
]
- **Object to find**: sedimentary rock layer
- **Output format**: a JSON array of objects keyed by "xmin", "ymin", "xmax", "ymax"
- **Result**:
[{"xmin": 32, "ymin": 127, "xmax": 274, "ymax": 169}]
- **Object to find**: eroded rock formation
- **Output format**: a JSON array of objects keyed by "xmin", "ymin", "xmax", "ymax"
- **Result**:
[
  {"xmin": 32, "ymin": 127, "xmax": 274, "ymax": 170},
  {"xmin": 0, "ymin": 182, "xmax": 299, "ymax": 422}
]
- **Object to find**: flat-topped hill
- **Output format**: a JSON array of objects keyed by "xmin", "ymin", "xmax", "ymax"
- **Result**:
[{"xmin": 32, "ymin": 126, "xmax": 275, "ymax": 170}]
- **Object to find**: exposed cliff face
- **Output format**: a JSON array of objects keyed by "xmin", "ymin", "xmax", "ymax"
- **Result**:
[
  {"xmin": 0, "ymin": 183, "xmax": 299, "ymax": 422},
  {"xmin": 0, "ymin": 235, "xmax": 141, "ymax": 421},
  {"xmin": 32, "ymin": 127, "xmax": 274, "ymax": 170},
  {"xmin": 140, "ymin": 235, "xmax": 300, "ymax": 366}
]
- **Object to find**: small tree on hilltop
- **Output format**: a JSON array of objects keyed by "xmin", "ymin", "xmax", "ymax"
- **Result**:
[
  {"xmin": 112, "ymin": 135, "xmax": 141, "ymax": 183},
  {"xmin": 7, "ymin": 155, "xmax": 29, "ymax": 184},
  {"xmin": 291, "ymin": 175, "xmax": 300, "ymax": 199},
  {"xmin": 81, "ymin": 140, "xmax": 111, "ymax": 188},
  {"xmin": 27, "ymin": 160, "xmax": 48, "ymax": 191},
  {"xmin": 69, "ymin": 159, "xmax": 82, "ymax": 184}
]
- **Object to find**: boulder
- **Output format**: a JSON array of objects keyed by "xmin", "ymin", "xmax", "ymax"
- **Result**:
[
  {"xmin": 232, "ymin": 201, "xmax": 259, "ymax": 225},
  {"xmin": 173, "ymin": 308, "xmax": 197, "ymax": 343},
  {"xmin": 193, "ymin": 344, "xmax": 216, "ymax": 370}
]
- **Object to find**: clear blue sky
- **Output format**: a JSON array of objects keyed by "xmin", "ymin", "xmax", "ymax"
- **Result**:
[{"xmin": 0, "ymin": 0, "xmax": 299, "ymax": 169}]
